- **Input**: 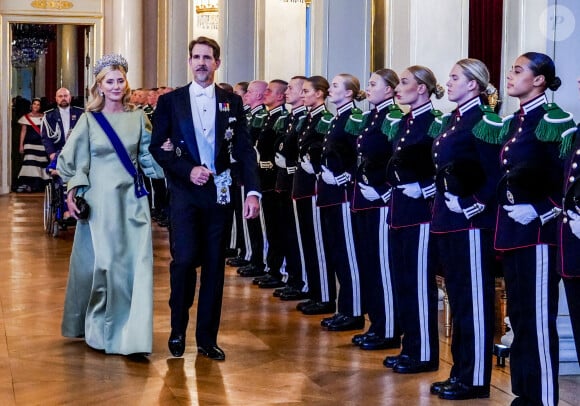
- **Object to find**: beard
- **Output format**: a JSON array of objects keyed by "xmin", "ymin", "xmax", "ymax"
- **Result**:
[{"xmin": 58, "ymin": 101, "xmax": 70, "ymax": 108}]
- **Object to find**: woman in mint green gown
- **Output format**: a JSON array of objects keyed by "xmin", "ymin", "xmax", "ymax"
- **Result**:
[{"xmin": 57, "ymin": 54, "xmax": 164, "ymax": 355}]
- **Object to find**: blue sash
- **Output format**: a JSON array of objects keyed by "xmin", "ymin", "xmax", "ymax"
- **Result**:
[{"xmin": 92, "ymin": 112, "xmax": 148, "ymax": 198}]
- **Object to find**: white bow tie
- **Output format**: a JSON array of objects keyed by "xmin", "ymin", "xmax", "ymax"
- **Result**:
[{"xmin": 196, "ymin": 86, "xmax": 213, "ymax": 98}]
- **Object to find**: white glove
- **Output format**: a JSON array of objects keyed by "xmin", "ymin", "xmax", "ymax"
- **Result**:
[
  {"xmin": 503, "ymin": 204, "xmax": 538, "ymax": 225},
  {"xmin": 300, "ymin": 156, "xmax": 315, "ymax": 174},
  {"xmin": 444, "ymin": 192, "xmax": 462, "ymax": 213},
  {"xmin": 321, "ymin": 165, "xmax": 351, "ymax": 186},
  {"xmin": 397, "ymin": 182, "xmax": 422, "ymax": 199},
  {"xmin": 275, "ymin": 153, "xmax": 287, "ymax": 168},
  {"xmin": 567, "ymin": 210, "xmax": 580, "ymax": 239},
  {"xmin": 359, "ymin": 183, "xmax": 380, "ymax": 201}
]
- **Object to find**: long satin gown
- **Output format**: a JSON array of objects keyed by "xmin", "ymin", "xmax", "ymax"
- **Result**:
[{"xmin": 57, "ymin": 109, "xmax": 164, "ymax": 355}]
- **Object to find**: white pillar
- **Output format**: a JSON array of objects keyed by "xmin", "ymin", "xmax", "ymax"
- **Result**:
[
  {"xmin": 57, "ymin": 25, "xmax": 78, "ymax": 96},
  {"xmin": 106, "ymin": 0, "xmax": 143, "ymax": 88},
  {"xmin": 157, "ymin": 0, "xmax": 189, "ymax": 87}
]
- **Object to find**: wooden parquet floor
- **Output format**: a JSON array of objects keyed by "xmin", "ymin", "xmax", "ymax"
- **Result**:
[{"xmin": 0, "ymin": 193, "xmax": 579, "ymax": 405}]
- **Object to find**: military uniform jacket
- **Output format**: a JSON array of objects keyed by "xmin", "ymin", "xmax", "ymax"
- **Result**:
[
  {"xmin": 249, "ymin": 104, "xmax": 268, "ymax": 144},
  {"xmin": 351, "ymin": 99, "xmax": 396, "ymax": 211},
  {"xmin": 40, "ymin": 106, "xmax": 84, "ymax": 156},
  {"xmin": 495, "ymin": 94, "xmax": 567, "ymax": 250},
  {"xmin": 292, "ymin": 104, "xmax": 329, "ymax": 200},
  {"xmin": 559, "ymin": 124, "xmax": 580, "ymax": 277},
  {"xmin": 256, "ymin": 105, "xmax": 287, "ymax": 192},
  {"xmin": 431, "ymin": 97, "xmax": 502, "ymax": 233},
  {"xmin": 150, "ymin": 84, "xmax": 260, "ymax": 208},
  {"xmin": 388, "ymin": 102, "xmax": 437, "ymax": 228},
  {"xmin": 316, "ymin": 101, "xmax": 358, "ymax": 207},
  {"xmin": 275, "ymin": 106, "xmax": 307, "ymax": 192}
]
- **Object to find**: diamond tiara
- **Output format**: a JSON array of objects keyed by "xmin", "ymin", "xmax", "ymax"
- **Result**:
[{"xmin": 94, "ymin": 53, "xmax": 129, "ymax": 76}]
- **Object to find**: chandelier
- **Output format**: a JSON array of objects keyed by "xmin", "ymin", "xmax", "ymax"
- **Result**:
[{"xmin": 11, "ymin": 24, "xmax": 56, "ymax": 68}]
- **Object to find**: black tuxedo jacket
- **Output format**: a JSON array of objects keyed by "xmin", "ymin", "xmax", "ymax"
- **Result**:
[{"xmin": 150, "ymin": 84, "xmax": 260, "ymax": 208}]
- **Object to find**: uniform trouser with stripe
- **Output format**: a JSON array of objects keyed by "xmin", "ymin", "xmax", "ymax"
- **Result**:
[
  {"xmin": 295, "ymin": 197, "xmax": 328, "ymax": 302},
  {"xmin": 563, "ymin": 277, "xmax": 580, "ymax": 365},
  {"xmin": 437, "ymin": 229, "xmax": 495, "ymax": 387},
  {"xmin": 352, "ymin": 207, "xmax": 399, "ymax": 338},
  {"xmin": 262, "ymin": 190, "xmax": 285, "ymax": 278},
  {"xmin": 278, "ymin": 191, "xmax": 306, "ymax": 289},
  {"xmin": 320, "ymin": 203, "xmax": 361, "ymax": 316},
  {"xmin": 231, "ymin": 184, "xmax": 247, "ymax": 256},
  {"xmin": 245, "ymin": 195, "xmax": 265, "ymax": 269},
  {"xmin": 390, "ymin": 224, "xmax": 438, "ymax": 363},
  {"xmin": 502, "ymin": 245, "xmax": 559, "ymax": 406}
]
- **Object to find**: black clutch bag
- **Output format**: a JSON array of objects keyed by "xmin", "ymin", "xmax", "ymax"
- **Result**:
[{"xmin": 75, "ymin": 195, "xmax": 90, "ymax": 220}]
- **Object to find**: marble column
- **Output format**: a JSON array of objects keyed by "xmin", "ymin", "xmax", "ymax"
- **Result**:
[
  {"xmin": 56, "ymin": 25, "xmax": 78, "ymax": 96},
  {"xmin": 106, "ymin": 0, "xmax": 143, "ymax": 88}
]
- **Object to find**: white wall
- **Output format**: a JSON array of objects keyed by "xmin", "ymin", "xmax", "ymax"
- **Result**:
[{"xmin": 387, "ymin": 0, "xmax": 469, "ymax": 113}]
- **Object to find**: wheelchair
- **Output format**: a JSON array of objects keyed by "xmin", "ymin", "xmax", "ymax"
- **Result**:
[{"xmin": 43, "ymin": 174, "xmax": 75, "ymax": 237}]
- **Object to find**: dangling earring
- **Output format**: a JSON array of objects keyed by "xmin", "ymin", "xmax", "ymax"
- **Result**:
[{"xmin": 98, "ymin": 89, "xmax": 104, "ymax": 96}]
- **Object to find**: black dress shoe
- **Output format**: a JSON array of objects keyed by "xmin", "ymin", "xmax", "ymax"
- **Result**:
[
  {"xmin": 252, "ymin": 274, "xmax": 273, "ymax": 285},
  {"xmin": 383, "ymin": 354, "xmax": 408, "ymax": 368},
  {"xmin": 273, "ymin": 286, "xmax": 293, "ymax": 297},
  {"xmin": 321, "ymin": 313, "xmax": 340, "ymax": 327},
  {"xmin": 438, "ymin": 381, "xmax": 489, "ymax": 400},
  {"xmin": 301, "ymin": 301, "xmax": 336, "ymax": 315},
  {"xmin": 430, "ymin": 377, "xmax": 456, "ymax": 394},
  {"xmin": 258, "ymin": 278, "xmax": 285, "ymax": 289},
  {"xmin": 296, "ymin": 299, "xmax": 315, "ymax": 311},
  {"xmin": 392, "ymin": 357, "xmax": 438, "ymax": 374},
  {"xmin": 239, "ymin": 265, "xmax": 266, "ymax": 277},
  {"xmin": 168, "ymin": 333, "xmax": 185, "ymax": 357},
  {"xmin": 326, "ymin": 315, "xmax": 365, "ymax": 331},
  {"xmin": 281, "ymin": 289, "xmax": 310, "ymax": 301},
  {"xmin": 227, "ymin": 256, "xmax": 250, "ymax": 267},
  {"xmin": 352, "ymin": 331, "xmax": 371, "ymax": 345},
  {"xmin": 197, "ymin": 345, "xmax": 225, "ymax": 361},
  {"xmin": 359, "ymin": 333, "xmax": 401, "ymax": 350}
]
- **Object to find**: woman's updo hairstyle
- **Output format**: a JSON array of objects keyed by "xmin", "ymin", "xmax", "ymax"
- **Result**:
[
  {"xmin": 373, "ymin": 68, "xmax": 400, "ymax": 91},
  {"xmin": 406, "ymin": 65, "xmax": 444, "ymax": 99},
  {"xmin": 522, "ymin": 51, "xmax": 561, "ymax": 91},
  {"xmin": 337, "ymin": 73, "xmax": 366, "ymax": 101},
  {"xmin": 455, "ymin": 58, "xmax": 498, "ymax": 105},
  {"xmin": 306, "ymin": 75, "xmax": 330, "ymax": 99}
]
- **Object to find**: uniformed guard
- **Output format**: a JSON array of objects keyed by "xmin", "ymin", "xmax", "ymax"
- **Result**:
[
  {"xmin": 350, "ymin": 68, "xmax": 401, "ymax": 351},
  {"xmin": 495, "ymin": 52, "xmax": 575, "ymax": 406},
  {"xmin": 385, "ymin": 66, "xmax": 443, "ymax": 375},
  {"xmin": 272, "ymin": 76, "xmax": 310, "ymax": 301},
  {"xmin": 429, "ymin": 59, "xmax": 502, "ymax": 399},
  {"xmin": 559, "ymin": 121, "xmax": 580, "ymax": 371},
  {"xmin": 292, "ymin": 75, "xmax": 335, "ymax": 315},
  {"xmin": 251, "ymin": 79, "xmax": 289, "ymax": 288},
  {"xmin": 237, "ymin": 80, "xmax": 268, "ymax": 277},
  {"xmin": 316, "ymin": 73, "xmax": 365, "ymax": 332}
]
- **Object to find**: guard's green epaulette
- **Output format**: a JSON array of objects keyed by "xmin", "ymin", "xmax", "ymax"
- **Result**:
[
  {"xmin": 272, "ymin": 111, "xmax": 290, "ymax": 133},
  {"xmin": 499, "ymin": 114, "xmax": 515, "ymax": 142},
  {"xmin": 381, "ymin": 104, "xmax": 404, "ymax": 136},
  {"xmin": 295, "ymin": 115, "xmax": 307, "ymax": 133},
  {"xmin": 561, "ymin": 126, "xmax": 578, "ymax": 158},
  {"xmin": 345, "ymin": 107, "xmax": 367, "ymax": 135},
  {"xmin": 315, "ymin": 111, "xmax": 334, "ymax": 134},
  {"xmin": 427, "ymin": 109, "xmax": 444, "ymax": 138},
  {"xmin": 535, "ymin": 103, "xmax": 575, "ymax": 157},
  {"xmin": 251, "ymin": 108, "xmax": 268, "ymax": 128},
  {"xmin": 472, "ymin": 105, "xmax": 504, "ymax": 144}
]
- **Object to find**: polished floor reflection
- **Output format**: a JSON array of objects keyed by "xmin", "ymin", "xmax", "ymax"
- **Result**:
[{"xmin": 0, "ymin": 193, "xmax": 579, "ymax": 405}]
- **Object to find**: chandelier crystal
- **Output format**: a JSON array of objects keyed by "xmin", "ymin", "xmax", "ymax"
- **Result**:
[{"xmin": 11, "ymin": 24, "xmax": 56, "ymax": 68}]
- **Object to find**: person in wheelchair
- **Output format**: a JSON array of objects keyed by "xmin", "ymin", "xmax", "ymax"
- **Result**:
[{"xmin": 41, "ymin": 87, "xmax": 84, "ymax": 226}]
